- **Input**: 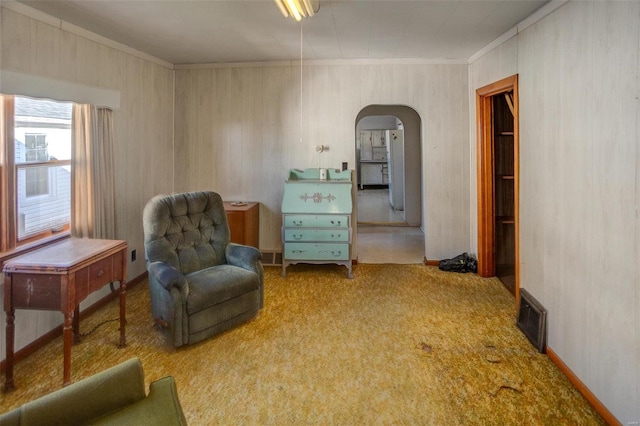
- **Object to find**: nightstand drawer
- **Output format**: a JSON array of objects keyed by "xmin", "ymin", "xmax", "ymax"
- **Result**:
[
  {"xmin": 284, "ymin": 215, "xmax": 349, "ymax": 228},
  {"xmin": 284, "ymin": 243, "xmax": 349, "ymax": 260},
  {"xmin": 284, "ymin": 228, "xmax": 350, "ymax": 242}
]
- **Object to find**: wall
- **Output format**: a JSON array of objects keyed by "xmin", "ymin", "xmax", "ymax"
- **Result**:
[
  {"xmin": 469, "ymin": 2, "xmax": 640, "ymax": 422},
  {"xmin": 0, "ymin": 5, "xmax": 175, "ymax": 358},
  {"xmin": 174, "ymin": 63, "xmax": 469, "ymax": 258}
]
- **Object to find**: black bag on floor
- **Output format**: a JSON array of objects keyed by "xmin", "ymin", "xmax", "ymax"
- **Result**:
[{"xmin": 438, "ymin": 252, "xmax": 477, "ymax": 273}]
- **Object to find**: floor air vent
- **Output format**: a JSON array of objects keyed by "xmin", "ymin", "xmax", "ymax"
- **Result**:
[{"xmin": 517, "ymin": 288, "xmax": 547, "ymax": 353}]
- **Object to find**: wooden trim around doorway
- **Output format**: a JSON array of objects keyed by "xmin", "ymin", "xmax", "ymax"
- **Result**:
[{"xmin": 476, "ymin": 74, "xmax": 520, "ymax": 303}]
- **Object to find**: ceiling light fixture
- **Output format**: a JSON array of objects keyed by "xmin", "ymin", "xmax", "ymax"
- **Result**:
[{"xmin": 274, "ymin": 0, "xmax": 319, "ymax": 21}]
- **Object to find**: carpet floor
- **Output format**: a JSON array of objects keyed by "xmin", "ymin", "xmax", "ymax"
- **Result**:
[{"xmin": 1, "ymin": 264, "xmax": 604, "ymax": 425}]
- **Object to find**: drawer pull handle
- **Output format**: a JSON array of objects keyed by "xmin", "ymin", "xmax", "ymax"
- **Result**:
[
  {"xmin": 293, "ymin": 221, "xmax": 303, "ymax": 226},
  {"xmin": 293, "ymin": 234, "xmax": 303, "ymax": 240},
  {"xmin": 330, "ymin": 220, "xmax": 342, "ymax": 226},
  {"xmin": 97, "ymin": 270, "xmax": 105, "ymax": 277}
]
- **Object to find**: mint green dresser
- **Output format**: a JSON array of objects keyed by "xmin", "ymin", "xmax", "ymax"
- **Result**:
[{"xmin": 282, "ymin": 168, "xmax": 353, "ymax": 278}]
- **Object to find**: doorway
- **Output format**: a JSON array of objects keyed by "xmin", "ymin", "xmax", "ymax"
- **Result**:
[
  {"xmin": 355, "ymin": 105, "xmax": 423, "ymax": 264},
  {"xmin": 476, "ymin": 75, "xmax": 519, "ymax": 299}
]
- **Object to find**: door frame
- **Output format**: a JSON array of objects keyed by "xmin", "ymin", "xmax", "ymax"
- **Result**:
[{"xmin": 476, "ymin": 74, "xmax": 520, "ymax": 302}]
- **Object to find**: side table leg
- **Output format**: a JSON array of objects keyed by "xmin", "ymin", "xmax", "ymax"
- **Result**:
[
  {"xmin": 4, "ymin": 309, "xmax": 15, "ymax": 392},
  {"xmin": 118, "ymin": 281, "xmax": 127, "ymax": 348},
  {"xmin": 62, "ymin": 310, "xmax": 73, "ymax": 386},
  {"xmin": 73, "ymin": 305, "xmax": 81, "ymax": 344}
]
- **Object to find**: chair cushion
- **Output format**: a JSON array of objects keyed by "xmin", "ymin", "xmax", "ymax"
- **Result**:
[{"xmin": 186, "ymin": 265, "xmax": 259, "ymax": 315}]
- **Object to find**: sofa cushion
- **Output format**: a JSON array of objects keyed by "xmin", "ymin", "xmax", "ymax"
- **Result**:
[{"xmin": 186, "ymin": 265, "xmax": 259, "ymax": 315}]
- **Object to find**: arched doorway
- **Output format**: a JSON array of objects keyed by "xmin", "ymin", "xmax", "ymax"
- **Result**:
[{"xmin": 354, "ymin": 105, "xmax": 423, "ymax": 263}]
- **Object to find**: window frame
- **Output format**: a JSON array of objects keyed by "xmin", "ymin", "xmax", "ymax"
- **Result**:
[{"xmin": 0, "ymin": 95, "xmax": 71, "ymax": 258}]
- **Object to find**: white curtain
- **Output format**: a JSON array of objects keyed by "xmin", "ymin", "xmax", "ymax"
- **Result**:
[{"xmin": 71, "ymin": 104, "xmax": 116, "ymax": 239}]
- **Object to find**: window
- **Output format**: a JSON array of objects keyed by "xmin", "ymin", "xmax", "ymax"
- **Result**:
[
  {"xmin": 25, "ymin": 134, "xmax": 48, "ymax": 162},
  {"xmin": 1, "ymin": 95, "xmax": 72, "ymax": 250},
  {"xmin": 23, "ymin": 133, "xmax": 50, "ymax": 197}
]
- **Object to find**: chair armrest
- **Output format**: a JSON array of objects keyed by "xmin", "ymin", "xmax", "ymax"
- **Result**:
[
  {"xmin": 226, "ymin": 243, "xmax": 262, "ymax": 272},
  {"xmin": 148, "ymin": 262, "xmax": 188, "ymax": 292}
]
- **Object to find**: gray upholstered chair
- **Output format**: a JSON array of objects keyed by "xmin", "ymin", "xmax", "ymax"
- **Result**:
[{"xmin": 143, "ymin": 191, "xmax": 263, "ymax": 347}]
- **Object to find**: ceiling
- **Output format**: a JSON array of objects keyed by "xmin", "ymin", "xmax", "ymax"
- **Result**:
[{"xmin": 17, "ymin": 0, "xmax": 549, "ymax": 65}]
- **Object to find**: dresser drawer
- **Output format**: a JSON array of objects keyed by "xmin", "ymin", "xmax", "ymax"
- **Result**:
[
  {"xmin": 284, "ymin": 243, "xmax": 349, "ymax": 260},
  {"xmin": 284, "ymin": 228, "xmax": 350, "ymax": 242},
  {"xmin": 284, "ymin": 215, "xmax": 349, "ymax": 228}
]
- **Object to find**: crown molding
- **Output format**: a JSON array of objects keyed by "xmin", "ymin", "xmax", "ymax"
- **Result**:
[
  {"xmin": 175, "ymin": 57, "xmax": 468, "ymax": 70},
  {"xmin": 468, "ymin": 0, "xmax": 569, "ymax": 64}
]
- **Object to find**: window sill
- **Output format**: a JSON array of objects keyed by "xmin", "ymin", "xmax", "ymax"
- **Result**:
[{"xmin": 0, "ymin": 232, "xmax": 71, "ymax": 266}]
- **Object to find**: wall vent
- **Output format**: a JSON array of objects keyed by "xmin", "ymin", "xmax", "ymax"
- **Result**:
[
  {"xmin": 260, "ymin": 251, "xmax": 282, "ymax": 266},
  {"xmin": 517, "ymin": 288, "xmax": 548, "ymax": 353}
]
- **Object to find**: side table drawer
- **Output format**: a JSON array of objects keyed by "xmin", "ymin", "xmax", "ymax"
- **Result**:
[
  {"xmin": 284, "ymin": 228, "xmax": 350, "ymax": 242},
  {"xmin": 284, "ymin": 243, "xmax": 350, "ymax": 260},
  {"xmin": 284, "ymin": 215, "xmax": 349, "ymax": 228},
  {"xmin": 75, "ymin": 254, "xmax": 119, "ymax": 303},
  {"xmin": 9, "ymin": 274, "xmax": 62, "ymax": 310}
]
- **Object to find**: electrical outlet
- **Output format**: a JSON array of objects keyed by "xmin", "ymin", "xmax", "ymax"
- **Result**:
[{"xmin": 131, "ymin": 249, "xmax": 136, "ymax": 262}]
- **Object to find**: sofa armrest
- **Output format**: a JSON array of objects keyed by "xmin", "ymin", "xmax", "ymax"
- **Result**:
[
  {"xmin": 20, "ymin": 358, "xmax": 146, "ymax": 426},
  {"xmin": 226, "ymin": 243, "xmax": 264, "ymax": 308},
  {"xmin": 91, "ymin": 376, "xmax": 187, "ymax": 426},
  {"xmin": 148, "ymin": 261, "xmax": 188, "ymax": 293},
  {"xmin": 226, "ymin": 243, "xmax": 262, "ymax": 273}
]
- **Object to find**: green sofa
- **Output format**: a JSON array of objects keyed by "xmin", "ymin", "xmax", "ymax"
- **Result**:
[{"xmin": 0, "ymin": 358, "xmax": 187, "ymax": 425}]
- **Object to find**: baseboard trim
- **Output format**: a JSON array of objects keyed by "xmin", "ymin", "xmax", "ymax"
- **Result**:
[
  {"xmin": 0, "ymin": 272, "xmax": 148, "ymax": 374},
  {"xmin": 424, "ymin": 258, "xmax": 440, "ymax": 266},
  {"xmin": 546, "ymin": 347, "xmax": 621, "ymax": 426}
]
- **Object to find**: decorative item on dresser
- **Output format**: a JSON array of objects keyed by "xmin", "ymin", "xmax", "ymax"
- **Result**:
[
  {"xmin": 223, "ymin": 201, "xmax": 259, "ymax": 248},
  {"xmin": 281, "ymin": 168, "xmax": 354, "ymax": 278}
]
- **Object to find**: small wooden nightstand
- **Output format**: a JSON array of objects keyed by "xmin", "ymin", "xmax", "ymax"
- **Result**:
[{"xmin": 223, "ymin": 202, "xmax": 259, "ymax": 248}]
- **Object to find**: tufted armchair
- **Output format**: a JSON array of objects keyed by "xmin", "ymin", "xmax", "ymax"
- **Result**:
[{"xmin": 143, "ymin": 191, "xmax": 263, "ymax": 347}]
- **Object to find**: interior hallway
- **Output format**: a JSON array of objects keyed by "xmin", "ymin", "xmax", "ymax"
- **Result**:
[{"xmin": 356, "ymin": 188, "xmax": 424, "ymax": 264}]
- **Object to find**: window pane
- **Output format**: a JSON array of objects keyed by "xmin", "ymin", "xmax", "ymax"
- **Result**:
[
  {"xmin": 14, "ymin": 97, "xmax": 72, "ymax": 240},
  {"xmin": 15, "ymin": 98, "xmax": 72, "ymax": 163},
  {"xmin": 17, "ymin": 164, "xmax": 71, "ymax": 238},
  {"xmin": 25, "ymin": 166, "xmax": 49, "ymax": 197}
]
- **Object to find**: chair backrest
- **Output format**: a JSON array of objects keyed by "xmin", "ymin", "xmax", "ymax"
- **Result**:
[{"xmin": 143, "ymin": 191, "xmax": 230, "ymax": 275}]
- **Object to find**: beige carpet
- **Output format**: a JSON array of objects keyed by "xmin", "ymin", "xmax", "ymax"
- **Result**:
[{"xmin": 1, "ymin": 264, "xmax": 604, "ymax": 425}]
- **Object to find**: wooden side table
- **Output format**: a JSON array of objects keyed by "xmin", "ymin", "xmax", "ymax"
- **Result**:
[
  {"xmin": 223, "ymin": 202, "xmax": 259, "ymax": 248},
  {"xmin": 3, "ymin": 238, "xmax": 128, "ymax": 391}
]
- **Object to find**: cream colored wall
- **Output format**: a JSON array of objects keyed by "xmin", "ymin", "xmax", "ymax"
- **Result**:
[
  {"xmin": 0, "ymin": 7, "xmax": 174, "ymax": 358},
  {"xmin": 469, "ymin": 2, "xmax": 640, "ymax": 422},
  {"xmin": 175, "ymin": 63, "xmax": 470, "ymax": 259}
]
